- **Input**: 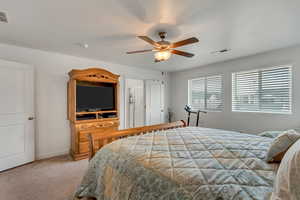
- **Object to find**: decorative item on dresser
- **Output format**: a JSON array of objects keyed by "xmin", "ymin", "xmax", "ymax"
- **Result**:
[{"xmin": 67, "ymin": 68, "xmax": 120, "ymax": 160}]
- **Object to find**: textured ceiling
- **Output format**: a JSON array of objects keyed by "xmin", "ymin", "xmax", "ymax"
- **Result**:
[{"xmin": 1, "ymin": 0, "xmax": 300, "ymax": 71}]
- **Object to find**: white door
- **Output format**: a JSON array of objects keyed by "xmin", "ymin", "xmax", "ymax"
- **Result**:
[
  {"xmin": 0, "ymin": 59, "xmax": 34, "ymax": 171},
  {"xmin": 125, "ymin": 79, "xmax": 145, "ymax": 128},
  {"xmin": 145, "ymin": 80, "xmax": 164, "ymax": 125}
]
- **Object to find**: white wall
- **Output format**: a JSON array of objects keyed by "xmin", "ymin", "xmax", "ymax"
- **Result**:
[
  {"xmin": 170, "ymin": 45, "xmax": 300, "ymax": 133},
  {"xmin": 0, "ymin": 43, "xmax": 169, "ymax": 159}
]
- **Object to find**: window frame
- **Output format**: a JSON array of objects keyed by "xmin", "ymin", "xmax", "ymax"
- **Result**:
[
  {"xmin": 231, "ymin": 65, "xmax": 293, "ymax": 115},
  {"xmin": 188, "ymin": 74, "xmax": 224, "ymax": 112}
]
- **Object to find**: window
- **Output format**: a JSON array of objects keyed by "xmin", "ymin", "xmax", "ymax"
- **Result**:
[
  {"xmin": 232, "ymin": 66, "xmax": 292, "ymax": 114},
  {"xmin": 188, "ymin": 75, "xmax": 223, "ymax": 111}
]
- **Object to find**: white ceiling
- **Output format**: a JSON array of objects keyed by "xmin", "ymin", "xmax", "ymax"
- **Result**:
[{"xmin": 1, "ymin": 0, "xmax": 300, "ymax": 71}]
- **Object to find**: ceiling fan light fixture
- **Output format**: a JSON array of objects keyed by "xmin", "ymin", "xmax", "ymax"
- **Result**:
[
  {"xmin": 155, "ymin": 50, "xmax": 171, "ymax": 61},
  {"xmin": 126, "ymin": 32, "xmax": 199, "ymax": 62}
]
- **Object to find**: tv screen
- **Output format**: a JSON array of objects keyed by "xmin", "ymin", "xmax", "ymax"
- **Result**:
[{"xmin": 76, "ymin": 84, "xmax": 115, "ymax": 112}]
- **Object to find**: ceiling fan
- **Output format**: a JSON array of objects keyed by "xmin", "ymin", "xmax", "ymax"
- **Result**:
[{"xmin": 126, "ymin": 32, "xmax": 199, "ymax": 62}]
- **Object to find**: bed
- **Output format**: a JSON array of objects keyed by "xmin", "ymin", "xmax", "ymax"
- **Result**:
[{"xmin": 75, "ymin": 121, "xmax": 279, "ymax": 200}]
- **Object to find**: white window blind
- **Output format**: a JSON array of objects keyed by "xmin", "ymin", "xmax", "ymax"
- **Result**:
[
  {"xmin": 232, "ymin": 66, "xmax": 292, "ymax": 114},
  {"xmin": 189, "ymin": 75, "xmax": 223, "ymax": 111}
]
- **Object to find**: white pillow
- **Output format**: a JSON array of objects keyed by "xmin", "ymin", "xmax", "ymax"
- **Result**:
[
  {"xmin": 271, "ymin": 139, "xmax": 300, "ymax": 200},
  {"xmin": 259, "ymin": 131, "xmax": 282, "ymax": 138},
  {"xmin": 266, "ymin": 130, "xmax": 300, "ymax": 163}
]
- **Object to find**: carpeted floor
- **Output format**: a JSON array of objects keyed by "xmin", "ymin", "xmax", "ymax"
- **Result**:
[{"xmin": 0, "ymin": 155, "xmax": 89, "ymax": 200}]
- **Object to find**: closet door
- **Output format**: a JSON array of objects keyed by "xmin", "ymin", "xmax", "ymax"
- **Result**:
[
  {"xmin": 0, "ymin": 59, "xmax": 34, "ymax": 171},
  {"xmin": 145, "ymin": 80, "xmax": 164, "ymax": 125}
]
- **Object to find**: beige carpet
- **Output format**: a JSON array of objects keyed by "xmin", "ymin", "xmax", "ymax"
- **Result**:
[{"xmin": 0, "ymin": 155, "xmax": 89, "ymax": 200}]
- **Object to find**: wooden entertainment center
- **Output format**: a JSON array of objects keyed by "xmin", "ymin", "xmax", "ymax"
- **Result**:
[{"xmin": 67, "ymin": 68, "xmax": 120, "ymax": 160}]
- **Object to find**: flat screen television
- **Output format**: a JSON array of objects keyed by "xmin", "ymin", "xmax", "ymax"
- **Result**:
[{"xmin": 76, "ymin": 83, "xmax": 115, "ymax": 112}]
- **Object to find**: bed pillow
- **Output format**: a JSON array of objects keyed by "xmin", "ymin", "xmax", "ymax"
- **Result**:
[
  {"xmin": 259, "ymin": 131, "xmax": 282, "ymax": 138},
  {"xmin": 294, "ymin": 128, "xmax": 300, "ymax": 133},
  {"xmin": 271, "ymin": 139, "xmax": 300, "ymax": 200},
  {"xmin": 266, "ymin": 129, "xmax": 300, "ymax": 163}
]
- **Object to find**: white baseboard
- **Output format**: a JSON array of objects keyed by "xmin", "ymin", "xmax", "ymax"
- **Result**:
[{"xmin": 36, "ymin": 149, "xmax": 69, "ymax": 160}]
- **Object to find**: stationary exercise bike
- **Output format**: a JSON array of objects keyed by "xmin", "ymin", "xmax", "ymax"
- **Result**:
[{"xmin": 184, "ymin": 105, "xmax": 207, "ymax": 126}]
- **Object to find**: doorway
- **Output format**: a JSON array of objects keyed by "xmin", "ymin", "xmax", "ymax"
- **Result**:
[
  {"xmin": 124, "ymin": 79, "xmax": 165, "ymax": 128},
  {"xmin": 125, "ymin": 79, "xmax": 145, "ymax": 128}
]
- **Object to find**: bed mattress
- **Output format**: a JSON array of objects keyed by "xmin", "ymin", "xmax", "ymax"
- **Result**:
[{"xmin": 75, "ymin": 127, "xmax": 278, "ymax": 200}]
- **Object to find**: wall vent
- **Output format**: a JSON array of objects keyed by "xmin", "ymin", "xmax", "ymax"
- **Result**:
[
  {"xmin": 0, "ymin": 12, "xmax": 8, "ymax": 23},
  {"xmin": 211, "ymin": 48, "xmax": 231, "ymax": 55}
]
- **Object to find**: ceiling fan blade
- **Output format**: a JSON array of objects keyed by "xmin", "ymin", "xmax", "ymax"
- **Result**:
[
  {"xmin": 171, "ymin": 50, "xmax": 194, "ymax": 57},
  {"xmin": 137, "ymin": 36, "xmax": 159, "ymax": 47},
  {"xmin": 171, "ymin": 37, "xmax": 199, "ymax": 48},
  {"xmin": 126, "ymin": 49, "xmax": 153, "ymax": 54}
]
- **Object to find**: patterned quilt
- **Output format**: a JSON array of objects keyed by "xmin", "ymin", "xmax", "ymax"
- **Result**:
[{"xmin": 75, "ymin": 127, "xmax": 279, "ymax": 200}]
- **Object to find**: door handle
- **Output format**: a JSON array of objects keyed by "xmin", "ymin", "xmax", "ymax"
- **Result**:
[{"xmin": 28, "ymin": 117, "xmax": 35, "ymax": 120}]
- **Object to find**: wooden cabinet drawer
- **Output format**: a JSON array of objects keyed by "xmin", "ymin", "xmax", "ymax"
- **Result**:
[
  {"xmin": 79, "ymin": 142, "xmax": 89, "ymax": 154},
  {"xmin": 79, "ymin": 126, "xmax": 118, "ymax": 142},
  {"xmin": 79, "ymin": 142, "xmax": 89, "ymax": 153},
  {"xmin": 79, "ymin": 140, "xmax": 104, "ymax": 154},
  {"xmin": 76, "ymin": 120, "xmax": 119, "ymax": 131},
  {"xmin": 72, "ymin": 119, "xmax": 120, "ymax": 158}
]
